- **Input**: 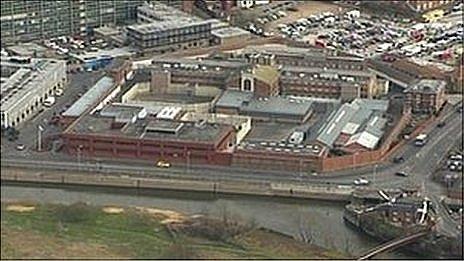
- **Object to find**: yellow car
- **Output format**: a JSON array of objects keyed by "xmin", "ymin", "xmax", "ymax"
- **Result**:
[{"xmin": 156, "ymin": 160, "xmax": 171, "ymax": 168}]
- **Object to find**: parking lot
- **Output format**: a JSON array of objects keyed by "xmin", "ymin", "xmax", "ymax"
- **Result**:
[
  {"xmin": 1, "ymin": 71, "xmax": 104, "ymax": 157},
  {"xmin": 273, "ymin": 1, "xmax": 463, "ymax": 63},
  {"xmin": 236, "ymin": 1, "xmax": 341, "ymax": 38},
  {"xmin": 432, "ymin": 136, "xmax": 463, "ymax": 187}
]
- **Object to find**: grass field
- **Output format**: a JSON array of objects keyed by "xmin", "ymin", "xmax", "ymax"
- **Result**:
[{"xmin": 1, "ymin": 202, "xmax": 345, "ymax": 259}]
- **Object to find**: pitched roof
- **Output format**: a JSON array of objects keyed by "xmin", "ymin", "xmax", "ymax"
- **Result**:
[
  {"xmin": 346, "ymin": 131, "xmax": 380, "ymax": 149},
  {"xmin": 317, "ymin": 99, "xmax": 389, "ymax": 148}
]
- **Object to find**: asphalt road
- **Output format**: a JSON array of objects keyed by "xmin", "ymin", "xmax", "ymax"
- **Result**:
[
  {"xmin": 2, "ymin": 105, "xmax": 461, "ymax": 191},
  {"xmin": 430, "ymin": 195, "xmax": 461, "ymax": 238},
  {"xmin": 1, "ymin": 71, "xmax": 104, "ymax": 155}
]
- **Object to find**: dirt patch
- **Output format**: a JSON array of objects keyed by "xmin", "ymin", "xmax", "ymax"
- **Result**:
[
  {"xmin": 6, "ymin": 205, "xmax": 36, "ymax": 213},
  {"xmin": 102, "ymin": 206, "xmax": 124, "ymax": 214},
  {"xmin": 1, "ymin": 226, "xmax": 127, "ymax": 259},
  {"xmin": 135, "ymin": 207, "xmax": 187, "ymax": 224}
]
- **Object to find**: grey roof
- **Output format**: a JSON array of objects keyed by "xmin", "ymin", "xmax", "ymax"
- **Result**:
[
  {"xmin": 215, "ymin": 90, "xmax": 313, "ymax": 117},
  {"xmin": 100, "ymin": 104, "xmax": 144, "ymax": 118},
  {"xmin": 242, "ymin": 45, "xmax": 328, "ymax": 58},
  {"xmin": 136, "ymin": 2, "xmax": 202, "ymax": 24},
  {"xmin": 215, "ymin": 90, "xmax": 253, "ymax": 108},
  {"xmin": 352, "ymin": 98, "xmax": 389, "ymax": 111},
  {"xmin": 348, "ymin": 109, "xmax": 372, "ymax": 125},
  {"xmin": 241, "ymin": 97, "xmax": 313, "ymax": 116},
  {"xmin": 1, "ymin": 58, "xmax": 65, "ymax": 112},
  {"xmin": 145, "ymin": 121, "xmax": 184, "ymax": 134},
  {"xmin": 152, "ymin": 57, "xmax": 249, "ymax": 69},
  {"xmin": 63, "ymin": 76, "xmax": 115, "ymax": 117},
  {"xmin": 317, "ymin": 103, "xmax": 358, "ymax": 146},
  {"xmin": 115, "ymin": 111, "xmax": 137, "ymax": 123},
  {"xmin": 364, "ymin": 114, "xmax": 387, "ymax": 138},
  {"xmin": 212, "ymin": 27, "xmax": 251, "ymax": 38},
  {"xmin": 69, "ymin": 114, "xmax": 231, "ymax": 143},
  {"xmin": 316, "ymin": 98, "xmax": 389, "ymax": 147},
  {"xmin": 282, "ymin": 65, "xmax": 373, "ymax": 77},
  {"xmin": 405, "ymin": 79, "xmax": 447, "ymax": 94},
  {"xmin": 127, "ymin": 20, "xmax": 211, "ymax": 34},
  {"xmin": 6, "ymin": 43, "xmax": 47, "ymax": 56}
]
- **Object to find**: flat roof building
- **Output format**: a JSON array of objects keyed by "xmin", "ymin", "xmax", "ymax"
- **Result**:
[
  {"xmin": 150, "ymin": 57, "xmax": 251, "ymax": 88},
  {"xmin": 129, "ymin": 2, "xmax": 212, "ymax": 52},
  {"xmin": 211, "ymin": 27, "xmax": 252, "ymax": 46},
  {"xmin": 235, "ymin": 44, "xmax": 381, "ymax": 100},
  {"xmin": 62, "ymin": 76, "xmax": 116, "ymax": 118},
  {"xmin": 1, "ymin": 0, "xmax": 144, "ymax": 44},
  {"xmin": 1, "ymin": 57, "xmax": 66, "ymax": 128},
  {"xmin": 62, "ymin": 106, "xmax": 237, "ymax": 165},
  {"xmin": 127, "ymin": 20, "xmax": 212, "ymax": 52},
  {"xmin": 280, "ymin": 65, "xmax": 378, "ymax": 100},
  {"xmin": 215, "ymin": 90, "xmax": 314, "ymax": 123}
]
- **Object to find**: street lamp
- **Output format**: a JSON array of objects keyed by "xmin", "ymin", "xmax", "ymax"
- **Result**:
[
  {"xmin": 352, "ymin": 152, "xmax": 358, "ymax": 169},
  {"xmin": 77, "ymin": 145, "xmax": 83, "ymax": 171},
  {"xmin": 186, "ymin": 150, "xmax": 191, "ymax": 175},
  {"xmin": 373, "ymin": 164, "xmax": 378, "ymax": 187},
  {"xmin": 37, "ymin": 125, "xmax": 44, "ymax": 152}
]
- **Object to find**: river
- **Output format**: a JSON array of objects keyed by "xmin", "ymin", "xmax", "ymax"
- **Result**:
[{"xmin": 1, "ymin": 183, "xmax": 417, "ymax": 259}]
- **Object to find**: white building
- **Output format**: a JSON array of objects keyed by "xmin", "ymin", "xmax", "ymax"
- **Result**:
[{"xmin": 1, "ymin": 57, "xmax": 66, "ymax": 128}]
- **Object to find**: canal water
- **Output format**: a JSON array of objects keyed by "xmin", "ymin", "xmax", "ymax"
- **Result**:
[{"xmin": 1, "ymin": 184, "xmax": 417, "ymax": 259}]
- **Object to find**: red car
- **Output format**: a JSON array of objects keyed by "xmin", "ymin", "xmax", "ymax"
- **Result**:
[{"xmin": 381, "ymin": 53, "xmax": 396, "ymax": 62}]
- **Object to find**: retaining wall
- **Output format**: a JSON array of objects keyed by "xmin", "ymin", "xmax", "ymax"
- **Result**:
[{"xmin": 1, "ymin": 167, "xmax": 352, "ymax": 202}]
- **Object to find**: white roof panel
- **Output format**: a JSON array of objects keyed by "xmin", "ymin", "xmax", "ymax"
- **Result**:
[
  {"xmin": 341, "ymin": 122, "xmax": 360, "ymax": 135},
  {"xmin": 346, "ymin": 131, "xmax": 380, "ymax": 149}
]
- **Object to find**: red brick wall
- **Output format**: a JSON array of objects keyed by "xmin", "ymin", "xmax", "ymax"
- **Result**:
[
  {"xmin": 321, "ymin": 111, "xmax": 411, "ymax": 171},
  {"xmin": 232, "ymin": 150, "xmax": 322, "ymax": 171},
  {"xmin": 280, "ymin": 80, "xmax": 343, "ymax": 99},
  {"xmin": 108, "ymin": 60, "xmax": 132, "ymax": 86},
  {"xmin": 215, "ymin": 107, "xmax": 240, "ymax": 114},
  {"xmin": 254, "ymin": 78, "xmax": 279, "ymax": 97},
  {"xmin": 61, "ymin": 127, "xmax": 235, "ymax": 166}
]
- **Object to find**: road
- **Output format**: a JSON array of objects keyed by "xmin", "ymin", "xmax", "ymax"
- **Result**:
[
  {"xmin": 430, "ymin": 195, "xmax": 461, "ymax": 238},
  {"xmin": 1, "ymin": 70, "xmax": 104, "ymax": 155},
  {"xmin": 2, "ymin": 103, "xmax": 462, "ymax": 192}
]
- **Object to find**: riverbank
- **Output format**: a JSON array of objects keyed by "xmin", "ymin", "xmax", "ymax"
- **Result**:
[
  {"xmin": 1, "ymin": 201, "xmax": 345, "ymax": 259},
  {"xmin": 0, "ymin": 167, "xmax": 353, "ymax": 202}
]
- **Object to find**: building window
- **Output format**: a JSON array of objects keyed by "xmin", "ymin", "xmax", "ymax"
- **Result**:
[{"xmin": 244, "ymin": 79, "xmax": 252, "ymax": 91}]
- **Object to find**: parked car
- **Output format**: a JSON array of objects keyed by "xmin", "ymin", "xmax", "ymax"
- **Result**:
[
  {"xmin": 16, "ymin": 144, "xmax": 26, "ymax": 151},
  {"xmin": 449, "ymin": 154, "xmax": 463, "ymax": 161},
  {"xmin": 393, "ymin": 156, "xmax": 405, "ymax": 163},
  {"xmin": 395, "ymin": 171, "xmax": 409, "ymax": 177},
  {"xmin": 354, "ymin": 178, "xmax": 370, "ymax": 186},
  {"xmin": 437, "ymin": 121, "xmax": 446, "ymax": 128},
  {"xmin": 156, "ymin": 160, "xmax": 171, "ymax": 168}
]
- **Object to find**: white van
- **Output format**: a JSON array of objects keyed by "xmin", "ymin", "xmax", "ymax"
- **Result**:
[
  {"xmin": 43, "ymin": 96, "xmax": 56, "ymax": 107},
  {"xmin": 54, "ymin": 88, "xmax": 63, "ymax": 96}
]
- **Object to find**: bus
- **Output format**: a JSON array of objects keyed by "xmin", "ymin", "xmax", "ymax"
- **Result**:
[{"xmin": 414, "ymin": 134, "xmax": 427, "ymax": 147}]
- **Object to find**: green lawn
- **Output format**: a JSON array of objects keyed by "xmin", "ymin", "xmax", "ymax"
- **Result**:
[{"xmin": 1, "ymin": 202, "xmax": 345, "ymax": 259}]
